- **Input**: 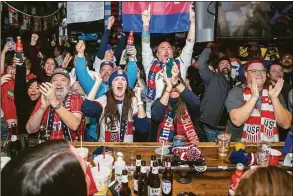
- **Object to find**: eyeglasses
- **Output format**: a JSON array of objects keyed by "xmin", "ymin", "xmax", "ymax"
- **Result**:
[
  {"xmin": 247, "ymin": 69, "xmax": 266, "ymax": 75},
  {"xmin": 270, "ymin": 70, "xmax": 284, "ymax": 74}
]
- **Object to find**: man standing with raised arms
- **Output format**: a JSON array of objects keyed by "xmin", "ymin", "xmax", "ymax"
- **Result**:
[{"xmin": 141, "ymin": 3, "xmax": 196, "ymax": 118}]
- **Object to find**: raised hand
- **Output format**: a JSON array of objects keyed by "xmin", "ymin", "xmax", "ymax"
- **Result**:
[
  {"xmin": 92, "ymin": 72, "xmax": 102, "ymax": 85},
  {"xmin": 269, "ymin": 78, "xmax": 284, "ymax": 100},
  {"xmin": 1, "ymin": 74, "xmax": 11, "ymax": 85},
  {"xmin": 40, "ymin": 94, "xmax": 50, "ymax": 109},
  {"xmin": 189, "ymin": 2, "xmax": 195, "ymax": 23},
  {"xmin": 76, "ymin": 40, "xmax": 85, "ymax": 56},
  {"xmin": 31, "ymin": 33, "xmax": 39, "ymax": 46},
  {"xmin": 134, "ymin": 87, "xmax": 142, "ymax": 102},
  {"xmin": 39, "ymin": 82, "xmax": 58, "ymax": 105},
  {"xmin": 251, "ymin": 78, "xmax": 259, "ymax": 100},
  {"xmin": 126, "ymin": 45, "xmax": 137, "ymax": 59},
  {"xmin": 141, "ymin": 4, "xmax": 151, "ymax": 25},
  {"xmin": 61, "ymin": 53, "xmax": 72, "ymax": 69},
  {"xmin": 107, "ymin": 16, "xmax": 115, "ymax": 30},
  {"xmin": 163, "ymin": 66, "xmax": 172, "ymax": 91}
]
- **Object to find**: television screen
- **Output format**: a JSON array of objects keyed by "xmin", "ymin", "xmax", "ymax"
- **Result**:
[{"xmin": 215, "ymin": 2, "xmax": 293, "ymax": 39}]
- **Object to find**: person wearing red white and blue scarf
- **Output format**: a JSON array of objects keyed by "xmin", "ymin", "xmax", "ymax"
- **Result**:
[
  {"xmin": 225, "ymin": 60, "xmax": 292, "ymax": 142},
  {"xmin": 81, "ymin": 69, "xmax": 150, "ymax": 142},
  {"xmin": 151, "ymin": 63, "xmax": 200, "ymax": 142},
  {"xmin": 141, "ymin": 4, "xmax": 196, "ymax": 118}
]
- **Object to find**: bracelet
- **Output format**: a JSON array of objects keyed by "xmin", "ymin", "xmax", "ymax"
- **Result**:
[
  {"xmin": 137, "ymin": 101, "xmax": 144, "ymax": 106},
  {"xmin": 40, "ymin": 106, "xmax": 46, "ymax": 111},
  {"xmin": 165, "ymin": 90, "xmax": 171, "ymax": 94}
]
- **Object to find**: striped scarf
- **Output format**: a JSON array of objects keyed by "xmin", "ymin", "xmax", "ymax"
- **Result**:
[
  {"xmin": 147, "ymin": 59, "xmax": 180, "ymax": 101},
  {"xmin": 242, "ymin": 86, "xmax": 279, "ymax": 142},
  {"xmin": 157, "ymin": 104, "xmax": 199, "ymax": 143}
]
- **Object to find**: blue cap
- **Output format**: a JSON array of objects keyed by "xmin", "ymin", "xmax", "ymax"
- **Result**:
[{"xmin": 108, "ymin": 70, "xmax": 128, "ymax": 86}]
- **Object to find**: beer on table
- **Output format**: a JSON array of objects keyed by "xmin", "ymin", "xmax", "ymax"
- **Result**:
[
  {"xmin": 133, "ymin": 155, "xmax": 141, "ymax": 195},
  {"xmin": 119, "ymin": 169, "xmax": 131, "ymax": 196},
  {"xmin": 162, "ymin": 157, "xmax": 173, "ymax": 196},
  {"xmin": 149, "ymin": 161, "xmax": 161, "ymax": 196},
  {"xmin": 138, "ymin": 160, "xmax": 148, "ymax": 196}
]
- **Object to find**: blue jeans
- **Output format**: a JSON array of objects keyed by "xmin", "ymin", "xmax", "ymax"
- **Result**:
[{"xmin": 203, "ymin": 124, "xmax": 223, "ymax": 142}]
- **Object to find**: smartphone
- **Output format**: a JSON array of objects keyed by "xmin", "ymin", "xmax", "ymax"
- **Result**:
[
  {"xmin": 6, "ymin": 37, "xmax": 14, "ymax": 50},
  {"xmin": 166, "ymin": 58, "xmax": 174, "ymax": 78}
]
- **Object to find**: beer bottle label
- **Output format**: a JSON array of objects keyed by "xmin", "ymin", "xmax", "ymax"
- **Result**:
[
  {"xmin": 152, "ymin": 167, "xmax": 158, "ymax": 174},
  {"xmin": 121, "ymin": 175, "xmax": 128, "ymax": 183},
  {"xmin": 162, "ymin": 180, "xmax": 172, "ymax": 194},
  {"xmin": 11, "ymin": 135, "xmax": 17, "ymax": 142},
  {"xmin": 149, "ymin": 187, "xmax": 161, "ymax": 196},
  {"xmin": 136, "ymin": 159, "xmax": 141, "ymax": 166},
  {"xmin": 133, "ymin": 179, "xmax": 138, "ymax": 191}
]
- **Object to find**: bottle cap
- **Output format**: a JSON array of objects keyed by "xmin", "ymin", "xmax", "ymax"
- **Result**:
[
  {"xmin": 136, "ymin": 155, "xmax": 141, "ymax": 159},
  {"xmin": 236, "ymin": 163, "xmax": 244, "ymax": 170}
]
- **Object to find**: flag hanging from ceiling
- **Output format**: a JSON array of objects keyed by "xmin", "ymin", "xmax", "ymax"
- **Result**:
[
  {"xmin": 122, "ymin": 2, "xmax": 190, "ymax": 33},
  {"xmin": 67, "ymin": 2, "xmax": 104, "ymax": 24}
]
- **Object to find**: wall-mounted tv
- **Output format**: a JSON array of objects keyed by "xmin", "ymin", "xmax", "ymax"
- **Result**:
[{"xmin": 215, "ymin": 2, "xmax": 293, "ymax": 40}]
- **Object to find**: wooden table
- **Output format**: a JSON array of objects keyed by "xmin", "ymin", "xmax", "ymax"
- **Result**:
[{"xmin": 72, "ymin": 142, "xmax": 285, "ymax": 196}]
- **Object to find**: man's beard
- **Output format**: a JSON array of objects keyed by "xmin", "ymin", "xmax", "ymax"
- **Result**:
[{"xmin": 56, "ymin": 86, "xmax": 69, "ymax": 100}]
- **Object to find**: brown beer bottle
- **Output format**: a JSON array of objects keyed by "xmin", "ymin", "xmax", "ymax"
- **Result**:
[
  {"xmin": 138, "ymin": 160, "xmax": 148, "ymax": 196},
  {"xmin": 133, "ymin": 155, "xmax": 141, "ymax": 195},
  {"xmin": 149, "ymin": 161, "xmax": 161, "ymax": 196},
  {"xmin": 148, "ymin": 155, "xmax": 157, "ymax": 194},
  {"xmin": 119, "ymin": 169, "xmax": 131, "ymax": 196},
  {"xmin": 162, "ymin": 157, "xmax": 173, "ymax": 196}
]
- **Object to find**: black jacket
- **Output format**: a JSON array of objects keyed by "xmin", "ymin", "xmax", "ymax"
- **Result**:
[{"xmin": 198, "ymin": 48, "xmax": 231, "ymax": 129}]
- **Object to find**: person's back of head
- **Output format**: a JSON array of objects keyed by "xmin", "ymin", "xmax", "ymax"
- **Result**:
[
  {"xmin": 235, "ymin": 166, "xmax": 293, "ymax": 196},
  {"xmin": 1, "ymin": 140, "xmax": 87, "ymax": 196}
]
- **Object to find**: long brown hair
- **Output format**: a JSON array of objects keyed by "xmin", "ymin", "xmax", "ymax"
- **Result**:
[
  {"xmin": 235, "ymin": 166, "xmax": 293, "ymax": 196},
  {"xmin": 102, "ymin": 87, "xmax": 134, "ymax": 129}
]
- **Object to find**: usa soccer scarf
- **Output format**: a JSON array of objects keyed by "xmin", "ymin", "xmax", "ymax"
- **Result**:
[
  {"xmin": 242, "ymin": 86, "xmax": 278, "ymax": 142},
  {"xmin": 157, "ymin": 104, "xmax": 199, "ymax": 143},
  {"xmin": 147, "ymin": 59, "xmax": 181, "ymax": 101}
]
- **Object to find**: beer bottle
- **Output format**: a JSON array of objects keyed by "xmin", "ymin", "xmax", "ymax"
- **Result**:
[
  {"xmin": 138, "ymin": 160, "xmax": 148, "ymax": 196},
  {"xmin": 149, "ymin": 161, "xmax": 161, "ymax": 196},
  {"xmin": 148, "ymin": 155, "xmax": 157, "ymax": 194},
  {"xmin": 162, "ymin": 157, "xmax": 173, "ymax": 196},
  {"xmin": 133, "ymin": 155, "xmax": 141, "ymax": 195},
  {"xmin": 119, "ymin": 169, "xmax": 131, "ymax": 196},
  {"xmin": 15, "ymin": 36, "xmax": 23, "ymax": 64},
  {"xmin": 9, "ymin": 122, "xmax": 22, "ymax": 159},
  {"xmin": 127, "ymin": 30, "xmax": 134, "ymax": 46}
]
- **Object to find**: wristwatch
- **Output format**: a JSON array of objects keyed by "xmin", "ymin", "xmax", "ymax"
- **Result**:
[
  {"xmin": 173, "ymin": 80, "xmax": 181, "ymax": 88},
  {"xmin": 54, "ymin": 103, "xmax": 62, "ymax": 110}
]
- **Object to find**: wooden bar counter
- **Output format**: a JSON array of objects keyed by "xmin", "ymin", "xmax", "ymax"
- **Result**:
[{"xmin": 72, "ymin": 142, "xmax": 285, "ymax": 196}]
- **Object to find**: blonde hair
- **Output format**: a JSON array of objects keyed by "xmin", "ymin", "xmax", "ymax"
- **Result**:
[{"xmin": 235, "ymin": 166, "xmax": 293, "ymax": 196}]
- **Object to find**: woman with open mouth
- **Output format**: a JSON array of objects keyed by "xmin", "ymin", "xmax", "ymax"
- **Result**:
[
  {"xmin": 151, "ymin": 63, "xmax": 201, "ymax": 143},
  {"xmin": 81, "ymin": 69, "xmax": 150, "ymax": 142}
]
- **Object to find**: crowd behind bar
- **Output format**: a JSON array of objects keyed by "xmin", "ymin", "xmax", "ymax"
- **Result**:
[{"xmin": 1, "ymin": 4, "xmax": 293, "ymax": 196}]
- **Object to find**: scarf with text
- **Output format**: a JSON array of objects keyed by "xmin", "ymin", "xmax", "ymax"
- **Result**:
[
  {"xmin": 157, "ymin": 105, "xmax": 199, "ymax": 143},
  {"xmin": 147, "ymin": 59, "xmax": 181, "ymax": 101},
  {"xmin": 242, "ymin": 86, "xmax": 278, "ymax": 142},
  {"xmin": 104, "ymin": 101, "xmax": 133, "ymax": 142}
]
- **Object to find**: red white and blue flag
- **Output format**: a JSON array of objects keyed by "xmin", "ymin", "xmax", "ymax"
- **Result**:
[{"xmin": 122, "ymin": 2, "xmax": 190, "ymax": 33}]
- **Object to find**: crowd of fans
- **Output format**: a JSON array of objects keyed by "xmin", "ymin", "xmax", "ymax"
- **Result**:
[{"xmin": 1, "ymin": 6, "xmax": 293, "ymax": 146}]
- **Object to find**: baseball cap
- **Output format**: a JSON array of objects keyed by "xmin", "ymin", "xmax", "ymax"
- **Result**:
[{"xmin": 51, "ymin": 67, "xmax": 70, "ymax": 80}]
